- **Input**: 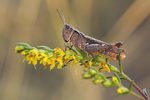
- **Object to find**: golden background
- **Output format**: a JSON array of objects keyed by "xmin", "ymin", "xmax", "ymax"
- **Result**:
[{"xmin": 0, "ymin": 0, "xmax": 150, "ymax": 100}]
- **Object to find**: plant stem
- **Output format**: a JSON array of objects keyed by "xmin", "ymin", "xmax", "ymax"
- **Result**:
[
  {"xmin": 130, "ymin": 91, "xmax": 145, "ymax": 100},
  {"xmin": 118, "ymin": 51, "xmax": 123, "ymax": 73},
  {"xmin": 121, "ymin": 73, "xmax": 149, "ymax": 100}
]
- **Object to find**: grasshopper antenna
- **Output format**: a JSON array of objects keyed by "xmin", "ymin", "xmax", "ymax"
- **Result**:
[{"xmin": 56, "ymin": 9, "xmax": 66, "ymax": 25}]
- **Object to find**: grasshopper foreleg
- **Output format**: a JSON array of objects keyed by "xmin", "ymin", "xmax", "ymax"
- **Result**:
[{"xmin": 64, "ymin": 42, "xmax": 73, "ymax": 51}]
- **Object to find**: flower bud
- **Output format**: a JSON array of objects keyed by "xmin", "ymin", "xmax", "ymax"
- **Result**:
[
  {"xmin": 108, "ymin": 65, "xmax": 119, "ymax": 72},
  {"xmin": 82, "ymin": 72, "xmax": 92, "ymax": 79},
  {"xmin": 94, "ymin": 73, "xmax": 106, "ymax": 80},
  {"xmin": 112, "ymin": 77, "xmax": 120, "ymax": 86},
  {"xmin": 117, "ymin": 87, "xmax": 129, "ymax": 94},
  {"xmin": 15, "ymin": 46, "xmax": 24, "ymax": 53},
  {"xmin": 103, "ymin": 80, "xmax": 115, "ymax": 88},
  {"xmin": 93, "ymin": 79, "xmax": 104, "ymax": 84},
  {"xmin": 88, "ymin": 69, "xmax": 97, "ymax": 75}
]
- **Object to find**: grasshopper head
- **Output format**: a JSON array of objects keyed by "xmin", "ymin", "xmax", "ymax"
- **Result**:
[{"xmin": 62, "ymin": 24, "xmax": 73, "ymax": 42}]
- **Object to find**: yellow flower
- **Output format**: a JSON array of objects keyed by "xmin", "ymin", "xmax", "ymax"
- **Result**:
[
  {"xmin": 21, "ymin": 50, "xmax": 28, "ymax": 56},
  {"xmin": 42, "ymin": 56, "xmax": 48, "ymax": 66},
  {"xmin": 117, "ymin": 88, "xmax": 122, "ymax": 94},
  {"xmin": 49, "ymin": 56, "xmax": 56, "ymax": 71},
  {"xmin": 56, "ymin": 57, "xmax": 63, "ymax": 69},
  {"xmin": 72, "ymin": 55, "xmax": 78, "ymax": 66},
  {"xmin": 57, "ymin": 61, "xmax": 63, "ymax": 69},
  {"xmin": 75, "ymin": 63, "xmax": 79, "ymax": 75},
  {"xmin": 29, "ymin": 49, "xmax": 38, "ymax": 55},
  {"xmin": 99, "ymin": 61, "xmax": 104, "ymax": 66},
  {"xmin": 101, "ymin": 64, "xmax": 110, "ymax": 73},
  {"xmin": 84, "ymin": 61, "xmax": 89, "ymax": 70},
  {"xmin": 89, "ymin": 59, "xmax": 93, "ymax": 66},
  {"xmin": 83, "ymin": 59, "xmax": 93, "ymax": 70},
  {"xmin": 22, "ymin": 49, "xmax": 38, "ymax": 69},
  {"xmin": 64, "ymin": 55, "xmax": 73, "ymax": 60},
  {"xmin": 31, "ymin": 57, "xmax": 38, "ymax": 66},
  {"xmin": 54, "ymin": 47, "xmax": 65, "ymax": 57},
  {"xmin": 50, "ymin": 60, "xmax": 56, "ymax": 71}
]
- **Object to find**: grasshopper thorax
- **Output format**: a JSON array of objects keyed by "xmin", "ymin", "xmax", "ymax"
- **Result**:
[{"xmin": 62, "ymin": 24, "xmax": 74, "ymax": 42}]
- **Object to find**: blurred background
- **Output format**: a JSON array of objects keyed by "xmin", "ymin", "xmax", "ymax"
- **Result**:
[{"xmin": 0, "ymin": 0, "xmax": 150, "ymax": 100}]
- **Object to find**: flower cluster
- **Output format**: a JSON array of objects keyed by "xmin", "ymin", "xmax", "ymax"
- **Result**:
[
  {"xmin": 15, "ymin": 43, "xmax": 140, "ymax": 97},
  {"xmin": 82, "ymin": 66, "xmax": 129, "ymax": 94},
  {"xmin": 16, "ymin": 43, "xmax": 82, "ymax": 71},
  {"xmin": 15, "ymin": 43, "xmax": 150, "ymax": 100},
  {"xmin": 15, "ymin": 43, "xmax": 109, "ymax": 72}
]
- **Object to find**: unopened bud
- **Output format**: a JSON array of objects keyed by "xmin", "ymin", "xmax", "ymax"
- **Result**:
[
  {"xmin": 103, "ymin": 80, "xmax": 115, "ymax": 88},
  {"xmin": 82, "ymin": 72, "xmax": 92, "ymax": 79},
  {"xmin": 88, "ymin": 69, "xmax": 97, "ymax": 75},
  {"xmin": 108, "ymin": 65, "xmax": 119, "ymax": 72},
  {"xmin": 117, "ymin": 87, "xmax": 129, "ymax": 94},
  {"xmin": 93, "ymin": 79, "xmax": 104, "ymax": 84},
  {"xmin": 112, "ymin": 77, "xmax": 120, "ymax": 86},
  {"xmin": 15, "ymin": 46, "xmax": 24, "ymax": 53},
  {"xmin": 94, "ymin": 73, "xmax": 106, "ymax": 80}
]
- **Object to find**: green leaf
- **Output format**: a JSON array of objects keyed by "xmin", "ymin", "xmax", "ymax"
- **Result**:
[
  {"xmin": 106, "ymin": 76, "xmax": 125, "ymax": 80},
  {"xmin": 143, "ymin": 89, "xmax": 150, "ymax": 99},
  {"xmin": 62, "ymin": 59, "xmax": 73, "ymax": 68},
  {"xmin": 129, "ymin": 80, "xmax": 134, "ymax": 91},
  {"xmin": 106, "ymin": 76, "xmax": 113, "ymax": 79},
  {"xmin": 118, "ymin": 50, "xmax": 123, "ymax": 73},
  {"xmin": 37, "ymin": 46, "xmax": 51, "ymax": 50},
  {"xmin": 75, "ymin": 48, "xmax": 87, "ymax": 59},
  {"xmin": 116, "ymin": 92, "xmax": 129, "ymax": 96},
  {"xmin": 114, "ymin": 72, "xmax": 121, "ymax": 84},
  {"xmin": 18, "ymin": 43, "xmax": 30, "ymax": 47},
  {"xmin": 24, "ymin": 47, "xmax": 37, "ymax": 50},
  {"xmin": 105, "ymin": 58, "xmax": 108, "ymax": 64}
]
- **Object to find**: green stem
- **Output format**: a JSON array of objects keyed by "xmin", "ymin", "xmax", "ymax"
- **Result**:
[
  {"xmin": 118, "ymin": 51, "xmax": 123, "ymax": 73},
  {"xmin": 106, "ymin": 58, "xmax": 109, "ymax": 64},
  {"xmin": 130, "ymin": 91, "xmax": 145, "ymax": 100}
]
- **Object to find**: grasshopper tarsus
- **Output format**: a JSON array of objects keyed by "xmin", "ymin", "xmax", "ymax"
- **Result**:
[{"xmin": 92, "ymin": 55, "xmax": 97, "ymax": 64}]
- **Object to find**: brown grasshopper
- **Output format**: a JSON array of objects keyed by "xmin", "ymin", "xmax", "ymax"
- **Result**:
[{"xmin": 56, "ymin": 9, "xmax": 126, "ymax": 61}]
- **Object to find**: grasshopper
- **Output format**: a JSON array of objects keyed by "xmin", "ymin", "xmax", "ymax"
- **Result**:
[{"xmin": 56, "ymin": 9, "xmax": 126, "ymax": 61}]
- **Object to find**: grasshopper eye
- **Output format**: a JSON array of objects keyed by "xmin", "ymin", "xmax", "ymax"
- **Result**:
[{"xmin": 65, "ymin": 24, "xmax": 70, "ymax": 29}]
